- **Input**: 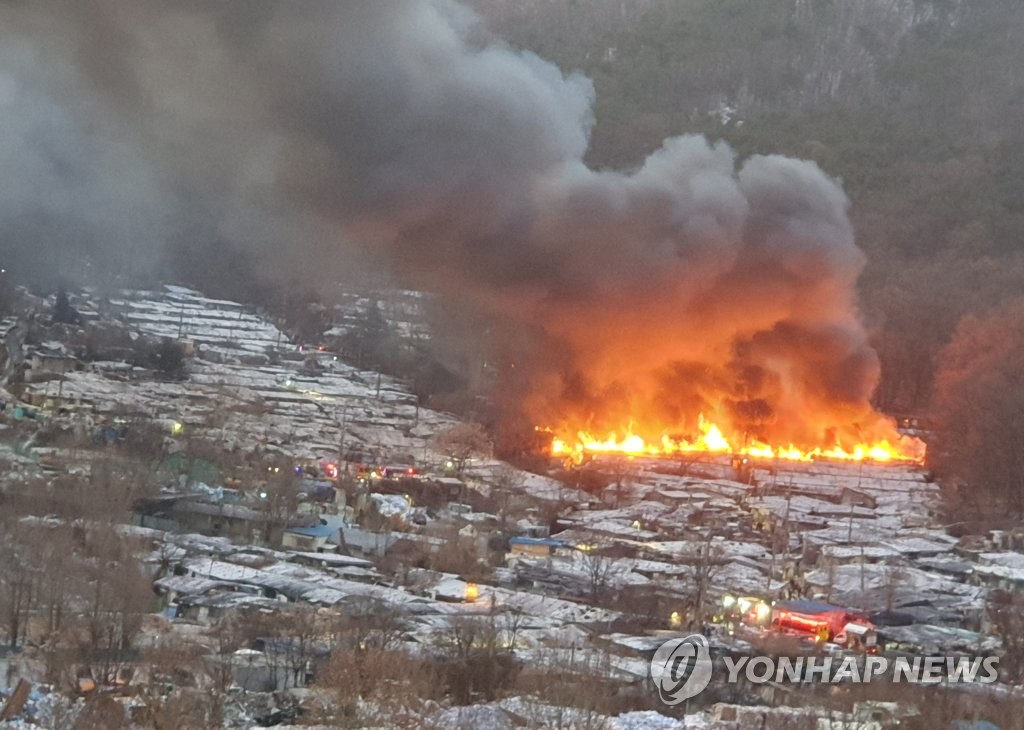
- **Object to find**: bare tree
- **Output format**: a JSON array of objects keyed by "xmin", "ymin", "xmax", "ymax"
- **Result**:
[
  {"xmin": 987, "ymin": 589, "xmax": 1024, "ymax": 684},
  {"xmin": 580, "ymin": 551, "xmax": 618, "ymax": 604},
  {"xmin": 346, "ymin": 597, "xmax": 407, "ymax": 651},
  {"xmin": 823, "ymin": 556, "xmax": 838, "ymax": 604},
  {"xmin": 930, "ymin": 299, "xmax": 1024, "ymax": 520},
  {"xmin": 315, "ymin": 600, "xmax": 434, "ymax": 726},
  {"xmin": 881, "ymin": 562, "xmax": 908, "ymax": 612},
  {"xmin": 72, "ymin": 694, "xmax": 129, "ymax": 730},
  {"xmin": 432, "ymin": 423, "xmax": 492, "ymax": 476},
  {"xmin": 75, "ymin": 533, "xmax": 153, "ymax": 687},
  {"xmin": 0, "ymin": 518, "xmax": 40, "ymax": 649},
  {"xmin": 684, "ymin": 532, "xmax": 722, "ymax": 631},
  {"xmin": 491, "ymin": 465, "xmax": 526, "ymax": 530},
  {"xmin": 143, "ymin": 688, "xmax": 217, "ymax": 730},
  {"xmin": 438, "ymin": 615, "xmax": 518, "ymax": 705},
  {"xmin": 36, "ymin": 522, "xmax": 77, "ymax": 638},
  {"xmin": 258, "ymin": 458, "xmax": 302, "ymax": 544},
  {"xmin": 605, "ymin": 459, "xmax": 637, "ymax": 509},
  {"xmin": 199, "ymin": 614, "xmax": 252, "ymax": 726},
  {"xmin": 428, "ymin": 524, "xmax": 487, "ymax": 578},
  {"xmin": 514, "ymin": 646, "xmax": 628, "ymax": 728},
  {"xmin": 500, "ymin": 606, "xmax": 527, "ymax": 652}
]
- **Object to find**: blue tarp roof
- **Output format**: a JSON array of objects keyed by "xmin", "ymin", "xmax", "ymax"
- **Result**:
[
  {"xmin": 509, "ymin": 537, "xmax": 565, "ymax": 548},
  {"xmin": 286, "ymin": 524, "xmax": 339, "ymax": 538}
]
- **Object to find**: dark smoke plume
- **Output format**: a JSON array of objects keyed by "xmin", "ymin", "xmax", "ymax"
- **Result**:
[{"xmin": 0, "ymin": 0, "xmax": 889, "ymax": 445}]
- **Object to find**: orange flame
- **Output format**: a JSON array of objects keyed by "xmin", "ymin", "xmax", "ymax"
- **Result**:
[{"xmin": 543, "ymin": 413, "xmax": 924, "ymax": 464}]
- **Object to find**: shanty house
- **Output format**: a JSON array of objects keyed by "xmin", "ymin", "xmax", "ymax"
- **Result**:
[
  {"xmin": 508, "ymin": 537, "xmax": 569, "ymax": 559},
  {"xmin": 281, "ymin": 523, "xmax": 339, "ymax": 552}
]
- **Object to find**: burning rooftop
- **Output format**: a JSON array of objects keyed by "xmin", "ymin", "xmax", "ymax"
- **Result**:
[{"xmin": 542, "ymin": 413, "xmax": 925, "ymax": 464}]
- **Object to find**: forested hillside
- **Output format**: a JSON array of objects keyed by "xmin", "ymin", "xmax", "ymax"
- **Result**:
[{"xmin": 470, "ymin": 0, "xmax": 1024, "ymax": 414}]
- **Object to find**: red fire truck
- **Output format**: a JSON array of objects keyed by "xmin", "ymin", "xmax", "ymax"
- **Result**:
[{"xmin": 771, "ymin": 599, "xmax": 869, "ymax": 642}]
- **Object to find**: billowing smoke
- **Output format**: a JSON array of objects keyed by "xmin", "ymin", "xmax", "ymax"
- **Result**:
[{"xmin": 0, "ymin": 0, "xmax": 891, "ymax": 446}]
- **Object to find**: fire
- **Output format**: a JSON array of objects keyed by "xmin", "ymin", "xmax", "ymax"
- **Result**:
[{"xmin": 543, "ymin": 413, "xmax": 924, "ymax": 464}]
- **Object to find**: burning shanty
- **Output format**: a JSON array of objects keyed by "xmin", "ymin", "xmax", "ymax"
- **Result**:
[{"xmin": 542, "ymin": 413, "xmax": 924, "ymax": 465}]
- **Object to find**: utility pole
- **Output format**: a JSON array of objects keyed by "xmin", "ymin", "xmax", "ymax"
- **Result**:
[
  {"xmin": 176, "ymin": 302, "xmax": 185, "ymax": 339},
  {"xmin": 860, "ymin": 544, "xmax": 866, "ymax": 596},
  {"xmin": 767, "ymin": 491, "xmax": 792, "ymax": 591},
  {"xmin": 337, "ymin": 400, "xmax": 350, "ymax": 475},
  {"xmin": 695, "ymin": 530, "xmax": 714, "ymax": 630},
  {"xmin": 56, "ymin": 358, "xmax": 67, "ymax": 410}
]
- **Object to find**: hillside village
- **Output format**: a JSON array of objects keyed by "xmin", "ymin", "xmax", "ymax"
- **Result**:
[{"xmin": 0, "ymin": 284, "xmax": 1019, "ymax": 728}]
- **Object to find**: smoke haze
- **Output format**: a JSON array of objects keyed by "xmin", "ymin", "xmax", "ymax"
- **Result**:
[{"xmin": 0, "ymin": 0, "xmax": 890, "ymax": 445}]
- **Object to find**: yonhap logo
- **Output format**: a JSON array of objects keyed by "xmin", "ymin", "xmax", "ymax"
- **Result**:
[
  {"xmin": 648, "ymin": 636, "xmax": 999, "ymax": 706},
  {"xmin": 649, "ymin": 634, "xmax": 713, "ymax": 704}
]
